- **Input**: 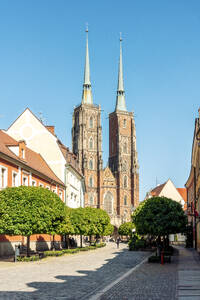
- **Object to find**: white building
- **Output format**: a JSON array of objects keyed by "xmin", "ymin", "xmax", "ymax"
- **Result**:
[{"xmin": 6, "ymin": 108, "xmax": 85, "ymax": 208}]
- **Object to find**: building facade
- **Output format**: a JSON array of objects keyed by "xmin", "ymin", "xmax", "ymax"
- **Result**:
[
  {"xmin": 185, "ymin": 109, "xmax": 200, "ymax": 252},
  {"xmin": 0, "ymin": 130, "xmax": 65, "ymax": 256},
  {"xmin": 6, "ymin": 108, "xmax": 85, "ymax": 209},
  {"xmin": 72, "ymin": 31, "xmax": 139, "ymax": 227}
]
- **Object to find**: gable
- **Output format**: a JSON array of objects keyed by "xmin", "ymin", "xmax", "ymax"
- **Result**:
[{"xmin": 159, "ymin": 179, "xmax": 183, "ymax": 203}]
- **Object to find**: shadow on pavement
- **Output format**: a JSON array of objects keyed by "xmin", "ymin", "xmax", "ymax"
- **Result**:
[{"xmin": 0, "ymin": 246, "xmax": 150, "ymax": 300}]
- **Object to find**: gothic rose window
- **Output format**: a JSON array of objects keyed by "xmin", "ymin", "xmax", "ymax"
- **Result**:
[
  {"xmin": 89, "ymin": 159, "xmax": 93, "ymax": 170},
  {"xmin": 104, "ymin": 191, "xmax": 113, "ymax": 214},
  {"xmin": 124, "ymin": 175, "xmax": 127, "ymax": 188}
]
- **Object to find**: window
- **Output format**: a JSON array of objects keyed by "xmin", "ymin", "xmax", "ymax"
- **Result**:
[
  {"xmin": 104, "ymin": 192, "xmax": 113, "ymax": 214},
  {"xmin": 124, "ymin": 195, "xmax": 127, "ymax": 206},
  {"xmin": 124, "ymin": 175, "xmax": 127, "ymax": 188},
  {"xmin": 39, "ymin": 183, "xmax": 44, "ymax": 187},
  {"xmin": 89, "ymin": 176, "xmax": 93, "ymax": 187},
  {"xmin": 12, "ymin": 172, "xmax": 18, "ymax": 187},
  {"xmin": 21, "ymin": 149, "xmax": 25, "ymax": 159},
  {"xmin": 123, "ymin": 142, "xmax": 127, "ymax": 154},
  {"xmin": 32, "ymin": 180, "xmax": 36, "ymax": 186},
  {"xmin": 89, "ymin": 116, "xmax": 93, "ymax": 128},
  {"xmin": 89, "ymin": 159, "xmax": 93, "ymax": 170},
  {"xmin": 0, "ymin": 167, "xmax": 7, "ymax": 188},
  {"xmin": 89, "ymin": 195, "xmax": 94, "ymax": 205},
  {"xmin": 89, "ymin": 137, "xmax": 93, "ymax": 149},
  {"xmin": 46, "ymin": 186, "xmax": 50, "ymax": 190},
  {"xmin": 22, "ymin": 176, "xmax": 28, "ymax": 186},
  {"xmin": 59, "ymin": 191, "xmax": 63, "ymax": 199},
  {"xmin": 123, "ymin": 119, "xmax": 127, "ymax": 128}
]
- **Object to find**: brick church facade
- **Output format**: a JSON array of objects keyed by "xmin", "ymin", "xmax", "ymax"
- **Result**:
[{"xmin": 72, "ymin": 31, "xmax": 139, "ymax": 227}]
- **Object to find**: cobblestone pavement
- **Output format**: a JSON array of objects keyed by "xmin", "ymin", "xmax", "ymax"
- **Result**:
[
  {"xmin": 177, "ymin": 247, "xmax": 200, "ymax": 300},
  {"xmin": 99, "ymin": 250, "xmax": 178, "ymax": 300},
  {"xmin": 0, "ymin": 243, "xmax": 150, "ymax": 299}
]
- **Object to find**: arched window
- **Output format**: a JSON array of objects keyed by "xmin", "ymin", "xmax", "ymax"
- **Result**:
[
  {"xmin": 89, "ymin": 137, "xmax": 93, "ymax": 149},
  {"xmin": 124, "ymin": 195, "xmax": 127, "ymax": 206},
  {"xmin": 111, "ymin": 141, "xmax": 114, "ymax": 153},
  {"xmin": 89, "ymin": 176, "xmax": 93, "ymax": 187},
  {"xmin": 89, "ymin": 159, "xmax": 93, "ymax": 170},
  {"xmin": 123, "ymin": 142, "xmax": 127, "ymax": 154},
  {"xmin": 104, "ymin": 192, "xmax": 113, "ymax": 214},
  {"xmin": 89, "ymin": 116, "xmax": 93, "ymax": 128},
  {"xmin": 89, "ymin": 195, "xmax": 94, "ymax": 205},
  {"xmin": 124, "ymin": 175, "xmax": 127, "ymax": 188},
  {"xmin": 123, "ymin": 119, "xmax": 127, "ymax": 128}
]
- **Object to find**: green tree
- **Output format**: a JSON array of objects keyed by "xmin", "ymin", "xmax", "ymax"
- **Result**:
[
  {"xmin": 0, "ymin": 186, "xmax": 66, "ymax": 256},
  {"xmin": 132, "ymin": 196, "xmax": 187, "ymax": 248},
  {"xmin": 118, "ymin": 222, "xmax": 135, "ymax": 237},
  {"xmin": 103, "ymin": 223, "xmax": 114, "ymax": 236}
]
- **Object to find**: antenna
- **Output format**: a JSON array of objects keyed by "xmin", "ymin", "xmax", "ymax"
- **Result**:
[{"xmin": 38, "ymin": 111, "xmax": 46, "ymax": 124}]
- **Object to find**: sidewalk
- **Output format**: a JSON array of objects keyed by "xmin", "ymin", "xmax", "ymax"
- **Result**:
[
  {"xmin": 98, "ymin": 246, "xmax": 200, "ymax": 300},
  {"xmin": 177, "ymin": 246, "xmax": 200, "ymax": 299}
]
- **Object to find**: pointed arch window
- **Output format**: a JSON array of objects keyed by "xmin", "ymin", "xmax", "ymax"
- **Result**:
[
  {"xmin": 89, "ymin": 176, "xmax": 93, "ymax": 187},
  {"xmin": 89, "ymin": 195, "xmax": 94, "ymax": 205},
  {"xmin": 124, "ymin": 195, "xmax": 127, "ymax": 206},
  {"xmin": 89, "ymin": 159, "xmax": 93, "ymax": 170},
  {"xmin": 124, "ymin": 175, "xmax": 128, "ymax": 188},
  {"xmin": 89, "ymin": 137, "xmax": 93, "ymax": 149},
  {"xmin": 123, "ymin": 142, "xmax": 127, "ymax": 154},
  {"xmin": 89, "ymin": 116, "xmax": 93, "ymax": 128},
  {"xmin": 104, "ymin": 192, "xmax": 113, "ymax": 214}
]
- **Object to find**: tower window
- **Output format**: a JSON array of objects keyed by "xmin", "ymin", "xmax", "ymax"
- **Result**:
[
  {"xmin": 124, "ymin": 195, "xmax": 127, "ymax": 206},
  {"xmin": 124, "ymin": 175, "xmax": 128, "ymax": 188},
  {"xmin": 89, "ymin": 137, "xmax": 93, "ymax": 149},
  {"xmin": 123, "ymin": 142, "xmax": 127, "ymax": 154},
  {"xmin": 89, "ymin": 159, "xmax": 93, "ymax": 170},
  {"xmin": 111, "ymin": 141, "xmax": 114, "ymax": 154},
  {"xmin": 89, "ymin": 176, "xmax": 93, "ymax": 187},
  {"xmin": 89, "ymin": 195, "xmax": 94, "ymax": 205},
  {"xmin": 123, "ymin": 119, "xmax": 127, "ymax": 128},
  {"xmin": 89, "ymin": 117, "xmax": 93, "ymax": 128}
]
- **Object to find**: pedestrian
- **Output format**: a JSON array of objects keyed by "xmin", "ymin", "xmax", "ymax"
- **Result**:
[{"xmin": 116, "ymin": 237, "xmax": 120, "ymax": 249}]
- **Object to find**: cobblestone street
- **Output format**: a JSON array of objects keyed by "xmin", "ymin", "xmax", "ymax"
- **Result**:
[{"xmin": 0, "ymin": 243, "xmax": 149, "ymax": 299}]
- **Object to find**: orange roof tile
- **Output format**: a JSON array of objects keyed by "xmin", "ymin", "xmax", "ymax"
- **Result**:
[
  {"xmin": 150, "ymin": 182, "xmax": 166, "ymax": 196},
  {"xmin": 0, "ymin": 130, "xmax": 64, "ymax": 186}
]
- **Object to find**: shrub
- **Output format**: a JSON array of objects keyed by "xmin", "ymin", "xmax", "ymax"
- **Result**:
[{"xmin": 17, "ymin": 255, "xmax": 40, "ymax": 262}]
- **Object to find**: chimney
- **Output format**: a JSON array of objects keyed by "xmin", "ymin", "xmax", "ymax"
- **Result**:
[
  {"xmin": 46, "ymin": 126, "xmax": 55, "ymax": 135},
  {"xmin": 19, "ymin": 140, "xmax": 26, "ymax": 160}
]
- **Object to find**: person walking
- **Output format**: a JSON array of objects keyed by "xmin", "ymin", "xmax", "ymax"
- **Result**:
[{"xmin": 116, "ymin": 237, "xmax": 120, "ymax": 249}]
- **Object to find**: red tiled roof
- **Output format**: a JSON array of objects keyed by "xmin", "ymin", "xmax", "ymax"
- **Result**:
[
  {"xmin": 150, "ymin": 182, "xmax": 166, "ymax": 196},
  {"xmin": 0, "ymin": 130, "xmax": 64, "ymax": 186},
  {"xmin": 177, "ymin": 188, "xmax": 187, "ymax": 210}
]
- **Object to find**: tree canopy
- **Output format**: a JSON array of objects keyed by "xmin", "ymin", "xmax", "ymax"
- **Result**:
[
  {"xmin": 132, "ymin": 196, "xmax": 187, "ymax": 237},
  {"xmin": 118, "ymin": 222, "xmax": 135, "ymax": 236},
  {"xmin": 0, "ymin": 186, "xmax": 66, "ymax": 236},
  {"xmin": 70, "ymin": 207, "xmax": 110, "ymax": 236}
]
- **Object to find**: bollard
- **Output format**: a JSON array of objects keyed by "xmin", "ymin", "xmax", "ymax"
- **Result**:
[{"xmin": 161, "ymin": 251, "xmax": 164, "ymax": 265}]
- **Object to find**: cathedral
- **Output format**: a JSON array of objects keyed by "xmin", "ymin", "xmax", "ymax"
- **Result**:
[{"xmin": 72, "ymin": 30, "xmax": 139, "ymax": 227}]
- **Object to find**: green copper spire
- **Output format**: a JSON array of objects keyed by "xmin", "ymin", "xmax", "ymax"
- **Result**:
[
  {"xmin": 115, "ymin": 33, "xmax": 127, "ymax": 111},
  {"xmin": 82, "ymin": 25, "xmax": 93, "ymax": 104}
]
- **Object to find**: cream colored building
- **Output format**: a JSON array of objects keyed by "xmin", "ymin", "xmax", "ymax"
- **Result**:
[{"xmin": 6, "ymin": 108, "xmax": 85, "ymax": 208}]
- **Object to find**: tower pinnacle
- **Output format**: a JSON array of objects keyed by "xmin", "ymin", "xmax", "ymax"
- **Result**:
[
  {"xmin": 82, "ymin": 25, "xmax": 93, "ymax": 104},
  {"xmin": 115, "ymin": 33, "xmax": 127, "ymax": 111}
]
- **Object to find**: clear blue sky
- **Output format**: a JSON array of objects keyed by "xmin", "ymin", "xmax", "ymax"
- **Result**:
[{"xmin": 0, "ymin": 0, "xmax": 200, "ymax": 200}]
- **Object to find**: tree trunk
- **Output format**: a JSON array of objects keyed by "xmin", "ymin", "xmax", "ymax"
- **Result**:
[
  {"xmin": 65, "ymin": 234, "xmax": 70, "ymax": 249},
  {"xmin": 52, "ymin": 235, "xmax": 55, "ymax": 250},
  {"xmin": 89, "ymin": 235, "xmax": 91, "ymax": 245},
  {"xmin": 27, "ymin": 236, "xmax": 30, "ymax": 257},
  {"xmin": 80, "ymin": 235, "xmax": 83, "ymax": 248}
]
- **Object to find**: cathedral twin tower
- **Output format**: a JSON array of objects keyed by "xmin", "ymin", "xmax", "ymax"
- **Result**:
[{"xmin": 72, "ymin": 30, "xmax": 139, "ymax": 226}]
